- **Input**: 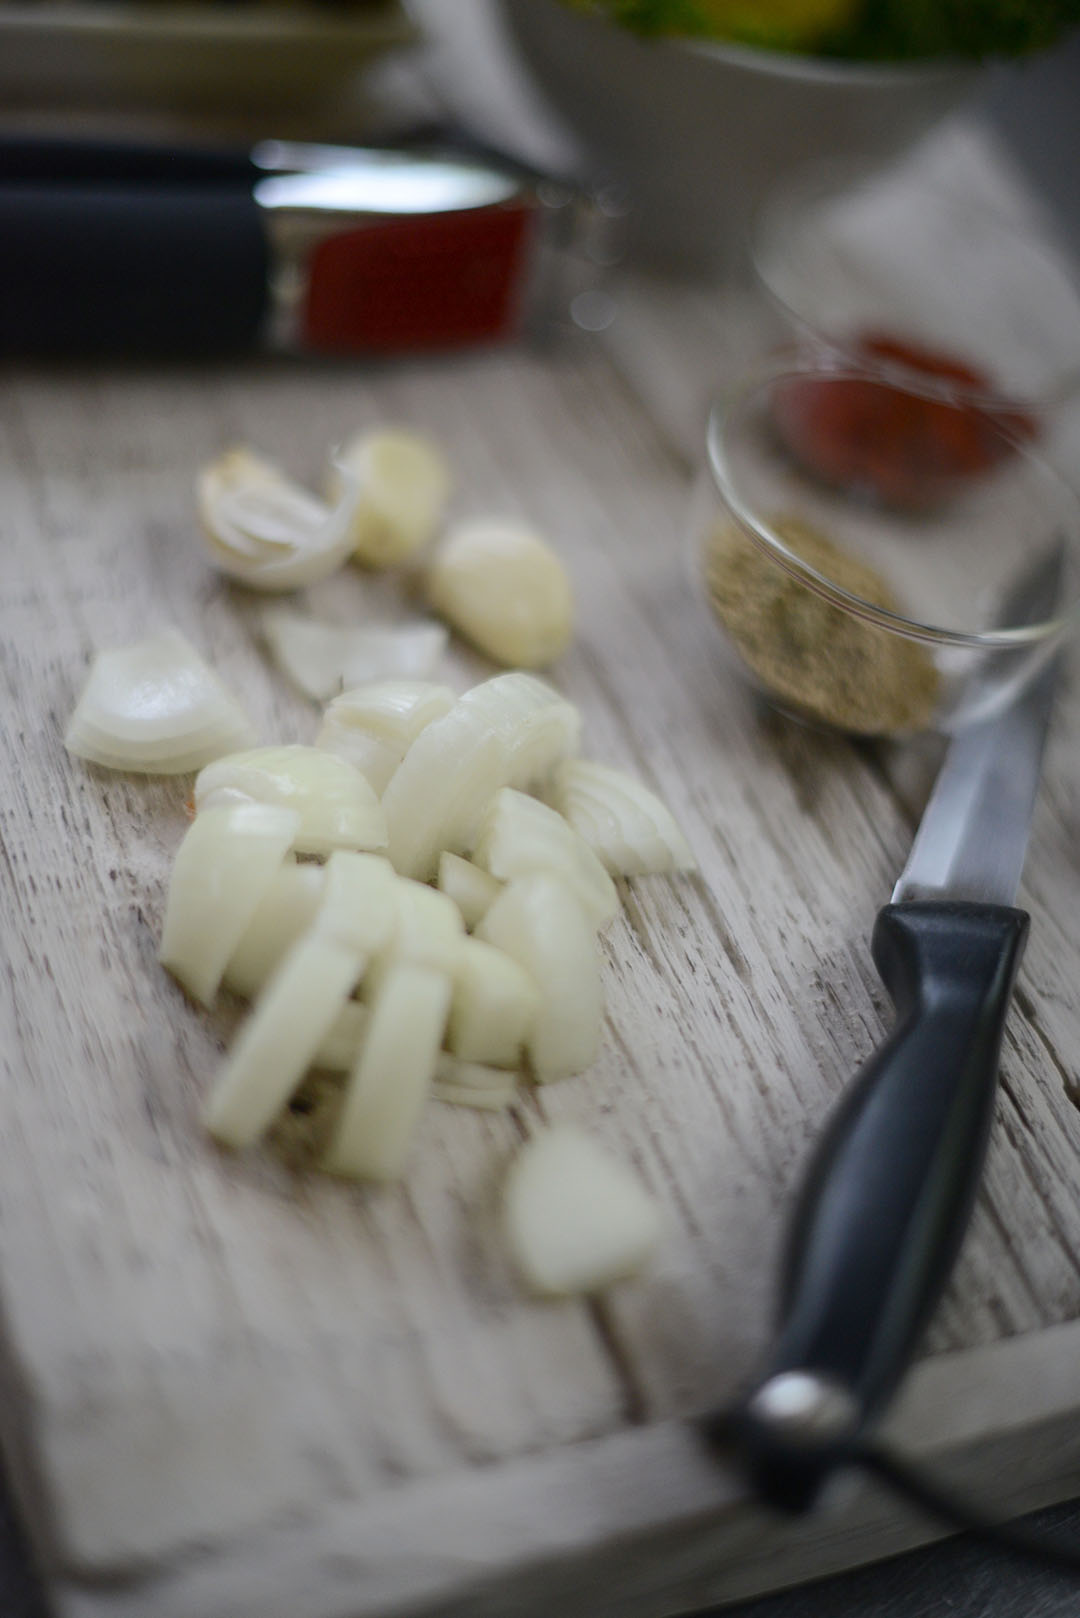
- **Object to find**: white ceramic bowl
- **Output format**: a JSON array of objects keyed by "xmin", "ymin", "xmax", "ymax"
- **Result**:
[{"xmin": 496, "ymin": 0, "xmax": 984, "ymax": 272}]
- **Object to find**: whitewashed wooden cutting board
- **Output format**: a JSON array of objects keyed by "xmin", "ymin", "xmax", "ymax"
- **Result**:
[{"xmin": 4, "ymin": 111, "xmax": 1080, "ymax": 1618}]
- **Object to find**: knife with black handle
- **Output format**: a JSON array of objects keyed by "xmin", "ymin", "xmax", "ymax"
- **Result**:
[{"xmin": 725, "ymin": 549, "xmax": 1066, "ymax": 1512}]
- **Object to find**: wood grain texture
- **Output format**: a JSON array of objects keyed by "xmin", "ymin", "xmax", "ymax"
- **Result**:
[{"xmin": 2, "ymin": 89, "xmax": 1080, "ymax": 1618}]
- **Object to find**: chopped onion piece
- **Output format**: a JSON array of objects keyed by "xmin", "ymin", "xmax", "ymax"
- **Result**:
[
  {"xmin": 432, "ymin": 1057, "xmax": 518, "ymax": 1110},
  {"xmin": 65, "ymin": 628, "xmax": 255, "ymax": 773},
  {"xmin": 194, "ymin": 745, "xmax": 387, "ymax": 857},
  {"xmin": 260, "ymin": 605, "xmax": 447, "ymax": 702},
  {"xmin": 447, "ymin": 936, "xmax": 539, "ymax": 1068},
  {"xmin": 205, "ymin": 935, "xmax": 364, "ymax": 1148},
  {"xmin": 504, "ymin": 1127, "xmax": 663, "ymax": 1295},
  {"xmin": 437, "ymin": 852, "xmax": 503, "ymax": 931},
  {"xmin": 314, "ymin": 850, "xmax": 397, "ymax": 955},
  {"xmin": 426, "ymin": 518, "xmax": 574, "ymax": 668},
  {"xmin": 322, "ymin": 964, "xmax": 451, "ymax": 1181},
  {"xmin": 197, "ymin": 447, "xmax": 358, "ymax": 592},
  {"xmin": 549, "ymin": 759, "xmax": 696, "ymax": 876},
  {"xmin": 329, "ymin": 428, "xmax": 451, "ymax": 567},
  {"xmin": 316, "ymin": 679, "xmax": 456, "ymax": 794},
  {"xmin": 313, "ymin": 1000, "xmax": 368, "ymax": 1071},
  {"xmin": 223, "ymin": 858, "xmax": 326, "ymax": 999},
  {"xmin": 159, "ymin": 802, "xmax": 299, "ymax": 1007},
  {"xmin": 458, "ymin": 673, "xmax": 581, "ymax": 791},
  {"xmin": 364, "ymin": 878, "xmax": 465, "ymax": 1000},
  {"xmin": 382, "ymin": 674, "xmax": 581, "ymax": 880},
  {"xmin": 473, "ymin": 788, "xmax": 618, "ymax": 930},
  {"xmin": 477, "ymin": 873, "xmax": 602, "ymax": 1082}
]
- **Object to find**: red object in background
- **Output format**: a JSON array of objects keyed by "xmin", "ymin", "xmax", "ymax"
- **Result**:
[
  {"xmin": 303, "ymin": 202, "xmax": 536, "ymax": 353},
  {"xmin": 772, "ymin": 330, "xmax": 1041, "ymax": 510}
]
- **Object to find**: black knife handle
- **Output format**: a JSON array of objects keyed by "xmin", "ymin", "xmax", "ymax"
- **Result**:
[
  {"xmin": 730, "ymin": 900, "xmax": 1029, "ymax": 1512},
  {"xmin": 0, "ymin": 184, "xmax": 268, "ymax": 356},
  {"xmin": 0, "ymin": 134, "xmax": 256, "ymax": 186}
]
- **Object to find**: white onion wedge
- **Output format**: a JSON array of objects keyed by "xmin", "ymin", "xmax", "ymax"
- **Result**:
[
  {"xmin": 223, "ymin": 858, "xmax": 326, "ymax": 999},
  {"xmin": 159, "ymin": 802, "xmax": 299, "ymax": 1007},
  {"xmin": 329, "ymin": 428, "xmax": 451, "ymax": 567},
  {"xmin": 194, "ymin": 745, "xmax": 387, "ymax": 857},
  {"xmin": 458, "ymin": 673, "xmax": 581, "ymax": 792},
  {"xmin": 364, "ymin": 878, "xmax": 465, "ymax": 1000},
  {"xmin": 548, "ymin": 759, "xmax": 696, "ymax": 877},
  {"xmin": 447, "ymin": 937, "xmax": 539, "ymax": 1068},
  {"xmin": 426, "ymin": 518, "xmax": 574, "ymax": 668},
  {"xmin": 260, "ymin": 606, "xmax": 447, "ymax": 702},
  {"xmin": 477, "ymin": 874, "xmax": 602, "ymax": 1082},
  {"xmin": 473, "ymin": 788, "xmax": 618, "ymax": 930},
  {"xmin": 504, "ymin": 1127, "xmax": 662, "ymax": 1295},
  {"xmin": 322, "ymin": 964, "xmax": 451, "ymax": 1181},
  {"xmin": 432, "ymin": 1054, "xmax": 518, "ymax": 1110},
  {"xmin": 205, "ymin": 935, "xmax": 364, "ymax": 1148},
  {"xmin": 437, "ymin": 852, "xmax": 503, "ymax": 931},
  {"xmin": 314, "ymin": 850, "xmax": 398, "ymax": 955},
  {"xmin": 313, "ymin": 1001, "xmax": 368, "ymax": 1071},
  {"xmin": 64, "ymin": 628, "xmax": 255, "ymax": 774},
  {"xmin": 382, "ymin": 674, "xmax": 580, "ymax": 880},
  {"xmin": 316, "ymin": 679, "xmax": 456, "ymax": 794},
  {"xmin": 197, "ymin": 447, "xmax": 358, "ymax": 592}
]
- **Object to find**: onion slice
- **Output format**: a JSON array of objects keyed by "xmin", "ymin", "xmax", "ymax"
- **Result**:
[
  {"xmin": 205, "ymin": 935, "xmax": 364, "ymax": 1148},
  {"xmin": 197, "ymin": 447, "xmax": 359, "ymax": 592},
  {"xmin": 447, "ymin": 936, "xmax": 539, "ymax": 1068},
  {"xmin": 329, "ymin": 427, "xmax": 451, "ymax": 567},
  {"xmin": 432, "ymin": 1054, "xmax": 518, "ymax": 1110},
  {"xmin": 316, "ymin": 679, "xmax": 456, "ymax": 794},
  {"xmin": 473, "ymin": 787, "xmax": 619, "ymax": 930},
  {"xmin": 322, "ymin": 964, "xmax": 452, "ymax": 1181},
  {"xmin": 194, "ymin": 745, "xmax": 388, "ymax": 857},
  {"xmin": 477, "ymin": 873, "xmax": 602, "ymax": 1082},
  {"xmin": 65, "ymin": 628, "xmax": 255, "ymax": 774},
  {"xmin": 260, "ymin": 606, "xmax": 447, "ymax": 702},
  {"xmin": 437, "ymin": 852, "xmax": 503, "ymax": 931},
  {"xmin": 313, "ymin": 1001, "xmax": 368, "ymax": 1071},
  {"xmin": 504, "ymin": 1127, "xmax": 662, "ymax": 1295},
  {"xmin": 223, "ymin": 857, "xmax": 326, "ymax": 999},
  {"xmin": 159, "ymin": 802, "xmax": 299, "ymax": 1007},
  {"xmin": 548, "ymin": 759, "xmax": 696, "ymax": 877},
  {"xmin": 381, "ymin": 674, "xmax": 581, "ymax": 880}
]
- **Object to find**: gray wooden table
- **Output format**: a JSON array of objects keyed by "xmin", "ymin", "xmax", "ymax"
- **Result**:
[{"xmin": 4, "ymin": 8, "xmax": 1080, "ymax": 1618}]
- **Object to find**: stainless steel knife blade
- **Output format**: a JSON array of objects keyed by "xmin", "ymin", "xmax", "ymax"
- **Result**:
[{"xmin": 892, "ymin": 543, "xmax": 1066, "ymax": 907}]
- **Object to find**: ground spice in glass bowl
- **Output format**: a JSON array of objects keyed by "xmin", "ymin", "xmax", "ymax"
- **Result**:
[
  {"xmin": 704, "ymin": 515, "xmax": 940, "ymax": 734},
  {"xmin": 692, "ymin": 360, "xmax": 1080, "ymax": 738}
]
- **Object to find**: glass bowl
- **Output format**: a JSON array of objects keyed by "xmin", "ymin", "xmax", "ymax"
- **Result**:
[
  {"xmin": 688, "ymin": 359, "xmax": 1080, "ymax": 738},
  {"xmin": 751, "ymin": 156, "xmax": 1080, "ymax": 428}
]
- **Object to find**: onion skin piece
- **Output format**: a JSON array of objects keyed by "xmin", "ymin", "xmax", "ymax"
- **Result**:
[
  {"xmin": 65, "ymin": 628, "xmax": 255, "ymax": 773},
  {"xmin": 548, "ymin": 759, "xmax": 696, "ymax": 877},
  {"xmin": 206, "ymin": 936, "xmax": 364, "ymax": 1149},
  {"xmin": 194, "ymin": 745, "xmax": 388, "ymax": 857},
  {"xmin": 322, "ymin": 964, "xmax": 452, "ymax": 1181},
  {"xmin": 476, "ymin": 873, "xmax": 602, "ymax": 1082},
  {"xmin": 504, "ymin": 1128, "xmax": 663, "ymax": 1296},
  {"xmin": 223, "ymin": 858, "xmax": 326, "ymax": 999},
  {"xmin": 159, "ymin": 802, "xmax": 299, "ymax": 1007}
]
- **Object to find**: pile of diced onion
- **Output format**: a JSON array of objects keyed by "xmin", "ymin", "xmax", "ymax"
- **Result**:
[{"xmin": 62, "ymin": 427, "xmax": 699, "ymax": 1295}]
